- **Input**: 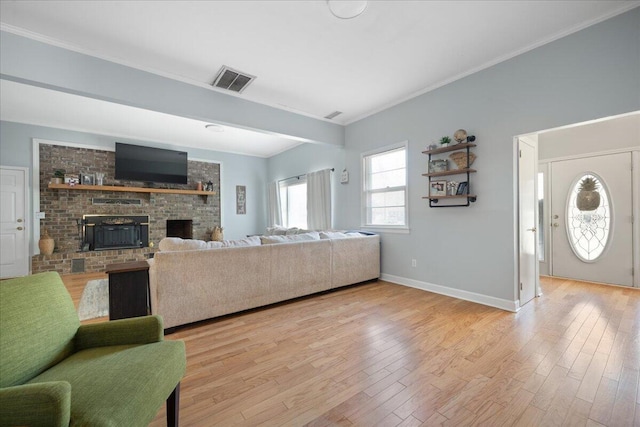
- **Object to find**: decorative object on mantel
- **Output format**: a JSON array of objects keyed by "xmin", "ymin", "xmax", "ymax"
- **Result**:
[
  {"xmin": 196, "ymin": 181, "xmax": 203, "ymax": 191},
  {"xmin": 81, "ymin": 172, "xmax": 95, "ymax": 185},
  {"xmin": 205, "ymin": 181, "xmax": 214, "ymax": 192},
  {"xmin": 467, "ymin": 135, "xmax": 476, "ymax": 142},
  {"xmin": 576, "ymin": 176, "xmax": 601, "ymax": 211},
  {"xmin": 64, "ymin": 173, "xmax": 79, "ymax": 185},
  {"xmin": 211, "ymin": 226, "xmax": 224, "ymax": 241},
  {"xmin": 449, "ymin": 151, "xmax": 477, "ymax": 169},
  {"xmin": 51, "ymin": 169, "xmax": 65, "ymax": 184},
  {"xmin": 39, "ymin": 227, "xmax": 55, "ymax": 255},
  {"xmin": 95, "ymin": 172, "xmax": 105, "ymax": 186},
  {"xmin": 439, "ymin": 136, "xmax": 451, "ymax": 147},
  {"xmin": 454, "ymin": 129, "xmax": 467, "ymax": 143}
]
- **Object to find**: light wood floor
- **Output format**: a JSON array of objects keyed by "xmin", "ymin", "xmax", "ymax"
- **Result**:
[{"xmin": 62, "ymin": 274, "xmax": 640, "ymax": 426}]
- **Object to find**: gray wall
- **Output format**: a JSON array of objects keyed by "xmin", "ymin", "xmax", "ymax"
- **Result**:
[
  {"xmin": 337, "ymin": 8, "xmax": 640, "ymax": 303},
  {"xmin": 2, "ymin": 7, "xmax": 639, "ymax": 305},
  {"xmin": 0, "ymin": 31, "xmax": 344, "ymax": 147},
  {"xmin": 0, "ymin": 121, "xmax": 268, "ymax": 247}
]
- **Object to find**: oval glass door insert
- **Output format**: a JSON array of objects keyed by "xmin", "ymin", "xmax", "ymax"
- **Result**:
[{"xmin": 566, "ymin": 173, "xmax": 611, "ymax": 262}]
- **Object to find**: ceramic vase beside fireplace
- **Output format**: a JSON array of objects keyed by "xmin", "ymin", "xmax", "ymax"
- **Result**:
[{"xmin": 39, "ymin": 228, "xmax": 55, "ymax": 255}]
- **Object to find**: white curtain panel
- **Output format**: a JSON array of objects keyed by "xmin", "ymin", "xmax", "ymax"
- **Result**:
[
  {"xmin": 307, "ymin": 169, "xmax": 332, "ymax": 230},
  {"xmin": 267, "ymin": 180, "xmax": 282, "ymax": 227}
]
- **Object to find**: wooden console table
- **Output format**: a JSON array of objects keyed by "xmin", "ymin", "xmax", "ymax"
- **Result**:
[{"xmin": 105, "ymin": 261, "xmax": 150, "ymax": 320}]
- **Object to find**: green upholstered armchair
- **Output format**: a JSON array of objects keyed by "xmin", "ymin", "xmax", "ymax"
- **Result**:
[{"xmin": 0, "ymin": 272, "xmax": 186, "ymax": 427}]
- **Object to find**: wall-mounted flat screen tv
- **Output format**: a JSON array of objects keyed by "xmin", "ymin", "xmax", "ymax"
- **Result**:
[{"xmin": 115, "ymin": 142, "xmax": 188, "ymax": 184}]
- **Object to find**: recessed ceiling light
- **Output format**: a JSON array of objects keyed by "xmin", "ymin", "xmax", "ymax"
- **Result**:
[
  {"xmin": 205, "ymin": 124, "xmax": 224, "ymax": 132},
  {"xmin": 327, "ymin": 0, "xmax": 367, "ymax": 19}
]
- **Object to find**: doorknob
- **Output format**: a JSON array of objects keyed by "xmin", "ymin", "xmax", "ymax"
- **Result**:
[
  {"xmin": 553, "ymin": 223, "xmax": 559, "ymax": 228},
  {"xmin": 17, "ymin": 227, "xmax": 23, "ymax": 231},
  {"xmin": 527, "ymin": 227, "xmax": 537, "ymax": 232},
  {"xmin": 17, "ymin": 219, "xmax": 23, "ymax": 223},
  {"xmin": 553, "ymin": 215, "xmax": 559, "ymax": 219}
]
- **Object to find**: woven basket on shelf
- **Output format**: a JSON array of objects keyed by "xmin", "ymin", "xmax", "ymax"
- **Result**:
[{"xmin": 449, "ymin": 152, "xmax": 477, "ymax": 169}]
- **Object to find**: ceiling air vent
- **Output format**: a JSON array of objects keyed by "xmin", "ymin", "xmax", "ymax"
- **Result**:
[
  {"xmin": 324, "ymin": 111, "xmax": 343, "ymax": 120},
  {"xmin": 212, "ymin": 66, "xmax": 256, "ymax": 93}
]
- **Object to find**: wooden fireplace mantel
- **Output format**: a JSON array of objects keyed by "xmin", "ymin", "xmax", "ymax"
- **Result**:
[{"xmin": 47, "ymin": 183, "xmax": 216, "ymax": 197}]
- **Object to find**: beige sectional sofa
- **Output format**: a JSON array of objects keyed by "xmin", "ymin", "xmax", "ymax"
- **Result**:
[{"xmin": 148, "ymin": 232, "xmax": 380, "ymax": 330}]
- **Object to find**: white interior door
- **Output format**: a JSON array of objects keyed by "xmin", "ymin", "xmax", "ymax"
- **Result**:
[
  {"xmin": 519, "ymin": 139, "xmax": 538, "ymax": 305},
  {"xmin": 1, "ymin": 167, "xmax": 29, "ymax": 278},
  {"xmin": 550, "ymin": 153, "xmax": 633, "ymax": 286}
]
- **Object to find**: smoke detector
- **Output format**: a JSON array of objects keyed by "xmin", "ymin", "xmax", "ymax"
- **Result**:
[{"xmin": 211, "ymin": 66, "xmax": 256, "ymax": 93}]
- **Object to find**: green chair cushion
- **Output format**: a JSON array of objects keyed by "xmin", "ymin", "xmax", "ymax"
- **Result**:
[
  {"xmin": 28, "ymin": 341, "xmax": 186, "ymax": 427},
  {"xmin": 0, "ymin": 272, "xmax": 79, "ymax": 388}
]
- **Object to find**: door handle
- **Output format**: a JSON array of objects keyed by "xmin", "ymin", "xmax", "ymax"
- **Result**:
[
  {"xmin": 17, "ymin": 227, "xmax": 23, "ymax": 231},
  {"xmin": 527, "ymin": 227, "xmax": 537, "ymax": 232},
  {"xmin": 17, "ymin": 219, "xmax": 23, "ymax": 223},
  {"xmin": 552, "ymin": 223, "xmax": 559, "ymax": 228}
]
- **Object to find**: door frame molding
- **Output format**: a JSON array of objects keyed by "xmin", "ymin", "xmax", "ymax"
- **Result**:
[
  {"xmin": 515, "ymin": 136, "xmax": 541, "ymax": 309},
  {"xmin": 0, "ymin": 165, "xmax": 31, "ymax": 275}
]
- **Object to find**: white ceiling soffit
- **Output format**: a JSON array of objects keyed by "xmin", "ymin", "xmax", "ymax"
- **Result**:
[
  {"xmin": 1, "ymin": 1, "xmax": 637, "ymax": 125},
  {"xmin": 0, "ymin": 80, "xmax": 303, "ymax": 158}
]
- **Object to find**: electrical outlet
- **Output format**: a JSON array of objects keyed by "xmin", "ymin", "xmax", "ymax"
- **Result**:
[{"xmin": 411, "ymin": 259, "xmax": 417, "ymax": 267}]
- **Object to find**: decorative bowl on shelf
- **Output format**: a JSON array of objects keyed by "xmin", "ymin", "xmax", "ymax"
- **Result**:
[{"xmin": 449, "ymin": 152, "xmax": 477, "ymax": 169}]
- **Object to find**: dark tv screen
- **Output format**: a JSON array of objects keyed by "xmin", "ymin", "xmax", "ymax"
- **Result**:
[{"xmin": 115, "ymin": 143, "xmax": 188, "ymax": 184}]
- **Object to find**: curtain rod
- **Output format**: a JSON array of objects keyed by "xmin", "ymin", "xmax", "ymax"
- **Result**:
[{"xmin": 282, "ymin": 168, "xmax": 334, "ymax": 182}]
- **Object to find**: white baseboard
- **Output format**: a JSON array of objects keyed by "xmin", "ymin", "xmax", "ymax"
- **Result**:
[{"xmin": 380, "ymin": 273, "xmax": 519, "ymax": 312}]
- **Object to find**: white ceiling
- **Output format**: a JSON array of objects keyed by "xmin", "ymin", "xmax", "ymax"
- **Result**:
[{"xmin": 1, "ymin": 1, "xmax": 638, "ymax": 156}]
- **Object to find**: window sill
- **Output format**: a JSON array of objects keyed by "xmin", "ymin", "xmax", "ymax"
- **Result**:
[{"xmin": 360, "ymin": 226, "xmax": 410, "ymax": 234}]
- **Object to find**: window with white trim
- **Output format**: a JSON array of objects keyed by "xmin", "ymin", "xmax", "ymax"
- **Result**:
[
  {"xmin": 279, "ymin": 176, "xmax": 307, "ymax": 229},
  {"xmin": 362, "ymin": 143, "xmax": 408, "ymax": 228}
]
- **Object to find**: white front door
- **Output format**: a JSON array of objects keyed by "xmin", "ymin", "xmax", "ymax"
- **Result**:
[
  {"xmin": 519, "ymin": 139, "xmax": 538, "ymax": 306},
  {"xmin": 550, "ymin": 153, "xmax": 633, "ymax": 286},
  {"xmin": 0, "ymin": 167, "xmax": 29, "ymax": 278}
]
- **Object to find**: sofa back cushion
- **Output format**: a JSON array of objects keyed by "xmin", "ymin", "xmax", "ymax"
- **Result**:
[
  {"xmin": 319, "ymin": 231, "xmax": 362, "ymax": 239},
  {"xmin": 220, "ymin": 236, "xmax": 261, "ymax": 247},
  {"xmin": 260, "ymin": 232, "xmax": 320, "ymax": 245},
  {"xmin": 0, "ymin": 272, "xmax": 80, "ymax": 387}
]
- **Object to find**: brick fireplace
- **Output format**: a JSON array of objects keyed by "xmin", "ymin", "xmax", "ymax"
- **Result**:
[{"xmin": 33, "ymin": 144, "xmax": 221, "ymax": 274}]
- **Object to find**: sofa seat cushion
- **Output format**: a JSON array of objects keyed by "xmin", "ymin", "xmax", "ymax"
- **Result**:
[{"xmin": 27, "ymin": 341, "xmax": 185, "ymax": 427}]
